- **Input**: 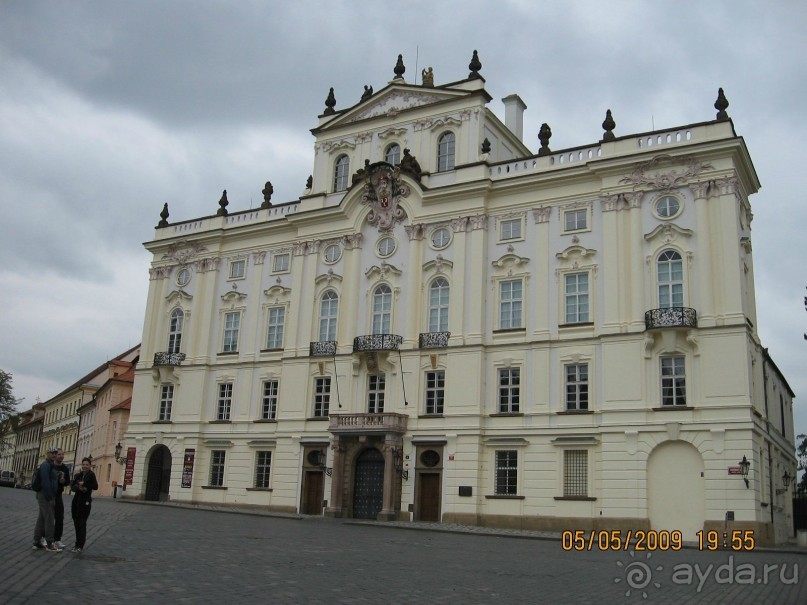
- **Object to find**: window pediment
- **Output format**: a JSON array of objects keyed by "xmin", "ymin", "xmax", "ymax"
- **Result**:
[
  {"xmin": 365, "ymin": 262, "xmax": 402, "ymax": 280},
  {"xmin": 221, "ymin": 288, "xmax": 247, "ymax": 308},
  {"xmin": 491, "ymin": 253, "xmax": 530, "ymax": 270},
  {"xmin": 314, "ymin": 270, "xmax": 343, "ymax": 287},
  {"xmin": 423, "ymin": 256, "xmax": 453, "ymax": 275},
  {"xmin": 555, "ymin": 245, "xmax": 596, "ymax": 262},
  {"xmin": 165, "ymin": 290, "xmax": 193, "ymax": 305},
  {"xmin": 644, "ymin": 223, "xmax": 693, "ymax": 245}
]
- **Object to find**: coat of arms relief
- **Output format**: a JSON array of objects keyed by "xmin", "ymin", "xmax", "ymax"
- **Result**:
[{"xmin": 361, "ymin": 163, "xmax": 409, "ymax": 232}]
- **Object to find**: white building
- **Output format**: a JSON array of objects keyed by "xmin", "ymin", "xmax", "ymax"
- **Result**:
[{"xmin": 126, "ymin": 53, "xmax": 796, "ymax": 544}]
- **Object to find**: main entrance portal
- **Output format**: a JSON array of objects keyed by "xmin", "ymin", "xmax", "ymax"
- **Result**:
[
  {"xmin": 145, "ymin": 445, "xmax": 172, "ymax": 502},
  {"xmin": 353, "ymin": 448, "xmax": 384, "ymax": 519}
]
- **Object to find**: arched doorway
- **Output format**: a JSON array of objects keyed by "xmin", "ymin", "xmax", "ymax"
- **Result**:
[
  {"xmin": 647, "ymin": 441, "xmax": 705, "ymax": 541},
  {"xmin": 145, "ymin": 445, "xmax": 172, "ymax": 502},
  {"xmin": 353, "ymin": 448, "xmax": 384, "ymax": 519}
]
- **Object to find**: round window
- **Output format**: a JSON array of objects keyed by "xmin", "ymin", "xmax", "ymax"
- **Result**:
[
  {"xmin": 377, "ymin": 237, "xmax": 396, "ymax": 257},
  {"xmin": 655, "ymin": 196, "xmax": 681, "ymax": 218},
  {"xmin": 323, "ymin": 244, "xmax": 342, "ymax": 263},
  {"xmin": 431, "ymin": 227, "xmax": 451, "ymax": 249},
  {"xmin": 420, "ymin": 450, "xmax": 440, "ymax": 468},
  {"xmin": 176, "ymin": 268, "xmax": 191, "ymax": 287}
]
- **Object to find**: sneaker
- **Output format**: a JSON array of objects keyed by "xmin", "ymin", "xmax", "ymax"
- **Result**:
[
  {"xmin": 32, "ymin": 543, "xmax": 45, "ymax": 550},
  {"xmin": 54, "ymin": 541, "xmax": 66, "ymax": 549},
  {"xmin": 70, "ymin": 547, "xmax": 82, "ymax": 553},
  {"xmin": 45, "ymin": 543, "xmax": 63, "ymax": 553},
  {"xmin": 40, "ymin": 538, "xmax": 47, "ymax": 547}
]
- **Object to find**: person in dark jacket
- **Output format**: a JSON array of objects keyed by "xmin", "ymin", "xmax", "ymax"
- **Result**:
[
  {"xmin": 52, "ymin": 448, "xmax": 71, "ymax": 549},
  {"xmin": 70, "ymin": 457, "xmax": 98, "ymax": 553},
  {"xmin": 32, "ymin": 447, "xmax": 61, "ymax": 552}
]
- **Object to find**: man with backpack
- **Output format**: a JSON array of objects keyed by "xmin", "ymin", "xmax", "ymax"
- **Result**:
[{"xmin": 32, "ymin": 447, "xmax": 62, "ymax": 552}]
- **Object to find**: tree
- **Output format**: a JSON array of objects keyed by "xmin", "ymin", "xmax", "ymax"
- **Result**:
[{"xmin": 0, "ymin": 370, "xmax": 19, "ymax": 422}]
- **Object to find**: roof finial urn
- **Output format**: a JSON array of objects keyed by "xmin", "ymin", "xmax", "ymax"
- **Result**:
[
  {"xmin": 323, "ymin": 87, "xmax": 336, "ymax": 116},
  {"xmin": 261, "ymin": 181, "xmax": 273, "ymax": 209},
  {"xmin": 601, "ymin": 109, "xmax": 616, "ymax": 142},
  {"xmin": 217, "ymin": 190, "xmax": 229, "ymax": 216},
  {"xmin": 537, "ymin": 123, "xmax": 552, "ymax": 156},
  {"xmin": 468, "ymin": 50, "xmax": 482, "ymax": 79},
  {"xmin": 393, "ymin": 54, "xmax": 406, "ymax": 80},
  {"xmin": 714, "ymin": 88, "xmax": 729, "ymax": 121},
  {"xmin": 157, "ymin": 203, "xmax": 169, "ymax": 228}
]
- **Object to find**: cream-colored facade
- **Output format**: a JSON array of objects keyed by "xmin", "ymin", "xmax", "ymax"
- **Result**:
[{"xmin": 126, "ymin": 55, "xmax": 796, "ymax": 544}]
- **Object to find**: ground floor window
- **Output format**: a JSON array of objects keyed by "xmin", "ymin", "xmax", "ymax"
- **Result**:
[
  {"xmin": 255, "ymin": 451, "xmax": 272, "ymax": 488},
  {"xmin": 209, "ymin": 450, "xmax": 226, "ymax": 486},
  {"xmin": 495, "ymin": 450, "xmax": 518, "ymax": 495},
  {"xmin": 563, "ymin": 450, "xmax": 587, "ymax": 497}
]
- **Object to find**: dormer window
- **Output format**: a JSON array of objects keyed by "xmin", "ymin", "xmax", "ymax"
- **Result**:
[
  {"xmin": 437, "ymin": 132, "xmax": 455, "ymax": 172},
  {"xmin": 385, "ymin": 144, "xmax": 401, "ymax": 166},
  {"xmin": 334, "ymin": 155, "xmax": 350, "ymax": 192}
]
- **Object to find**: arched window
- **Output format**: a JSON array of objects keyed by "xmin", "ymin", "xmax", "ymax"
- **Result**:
[
  {"xmin": 385, "ymin": 144, "xmax": 401, "ymax": 165},
  {"xmin": 168, "ymin": 308, "xmax": 183, "ymax": 353},
  {"xmin": 657, "ymin": 250, "xmax": 683, "ymax": 309},
  {"xmin": 372, "ymin": 284, "xmax": 392, "ymax": 335},
  {"xmin": 333, "ymin": 155, "xmax": 350, "ymax": 192},
  {"xmin": 428, "ymin": 277, "xmax": 449, "ymax": 332},
  {"xmin": 437, "ymin": 132, "xmax": 455, "ymax": 172},
  {"xmin": 319, "ymin": 290, "xmax": 339, "ymax": 341}
]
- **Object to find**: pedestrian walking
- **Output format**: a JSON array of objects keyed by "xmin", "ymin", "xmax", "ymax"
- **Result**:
[
  {"xmin": 70, "ymin": 457, "xmax": 98, "ymax": 553},
  {"xmin": 32, "ymin": 447, "xmax": 62, "ymax": 552},
  {"xmin": 51, "ymin": 448, "xmax": 71, "ymax": 549}
]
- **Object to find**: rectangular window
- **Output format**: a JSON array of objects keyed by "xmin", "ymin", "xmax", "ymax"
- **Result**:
[
  {"xmin": 313, "ymin": 377, "xmax": 331, "ymax": 417},
  {"xmin": 266, "ymin": 307, "xmax": 285, "ymax": 349},
  {"xmin": 209, "ymin": 450, "xmax": 226, "ymax": 487},
  {"xmin": 217, "ymin": 383, "xmax": 233, "ymax": 420},
  {"xmin": 498, "ymin": 368, "xmax": 520, "ymax": 413},
  {"xmin": 261, "ymin": 380, "xmax": 278, "ymax": 420},
  {"xmin": 222, "ymin": 311, "xmax": 240, "ymax": 352},
  {"xmin": 660, "ymin": 356, "xmax": 686, "ymax": 406},
  {"xmin": 272, "ymin": 253, "xmax": 290, "ymax": 274},
  {"xmin": 229, "ymin": 259, "xmax": 246, "ymax": 279},
  {"xmin": 425, "ymin": 370, "xmax": 445, "ymax": 415},
  {"xmin": 499, "ymin": 279, "xmax": 523, "ymax": 329},
  {"xmin": 565, "ymin": 364, "xmax": 589, "ymax": 411},
  {"xmin": 564, "ymin": 273, "xmax": 589, "ymax": 324},
  {"xmin": 563, "ymin": 450, "xmax": 588, "ymax": 497},
  {"xmin": 368, "ymin": 374, "xmax": 385, "ymax": 413},
  {"xmin": 159, "ymin": 384, "xmax": 174, "ymax": 421},
  {"xmin": 495, "ymin": 450, "xmax": 518, "ymax": 495},
  {"xmin": 564, "ymin": 209, "xmax": 587, "ymax": 232},
  {"xmin": 500, "ymin": 218, "xmax": 522, "ymax": 241},
  {"xmin": 255, "ymin": 451, "xmax": 272, "ymax": 489}
]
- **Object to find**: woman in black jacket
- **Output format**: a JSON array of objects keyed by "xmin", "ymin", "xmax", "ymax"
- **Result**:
[{"xmin": 70, "ymin": 457, "xmax": 98, "ymax": 553}]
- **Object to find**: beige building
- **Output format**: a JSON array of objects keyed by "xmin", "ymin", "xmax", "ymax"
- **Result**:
[
  {"xmin": 13, "ymin": 403, "xmax": 44, "ymax": 486},
  {"xmin": 126, "ymin": 54, "xmax": 796, "ymax": 544}
]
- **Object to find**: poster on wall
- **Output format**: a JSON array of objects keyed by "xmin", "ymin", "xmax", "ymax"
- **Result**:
[
  {"xmin": 181, "ymin": 448, "xmax": 195, "ymax": 488},
  {"xmin": 124, "ymin": 447, "xmax": 136, "ymax": 485}
]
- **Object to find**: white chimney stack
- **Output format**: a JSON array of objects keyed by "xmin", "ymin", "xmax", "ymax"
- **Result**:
[{"xmin": 502, "ymin": 94, "xmax": 527, "ymax": 142}]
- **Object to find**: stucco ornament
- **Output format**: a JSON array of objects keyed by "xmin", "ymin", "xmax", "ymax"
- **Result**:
[
  {"xmin": 361, "ymin": 163, "xmax": 409, "ymax": 232},
  {"xmin": 620, "ymin": 155, "xmax": 713, "ymax": 192}
]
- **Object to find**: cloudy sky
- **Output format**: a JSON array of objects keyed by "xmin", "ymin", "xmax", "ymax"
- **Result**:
[{"xmin": 1, "ymin": 1, "xmax": 805, "ymax": 435}]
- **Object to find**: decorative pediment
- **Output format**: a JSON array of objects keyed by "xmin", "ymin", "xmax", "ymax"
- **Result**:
[
  {"xmin": 162, "ymin": 240, "xmax": 207, "ymax": 264},
  {"xmin": 365, "ymin": 262, "xmax": 402, "ymax": 280},
  {"xmin": 221, "ymin": 286, "xmax": 247, "ymax": 307},
  {"xmin": 342, "ymin": 88, "xmax": 456, "ymax": 125},
  {"xmin": 314, "ymin": 269, "xmax": 343, "ymax": 286},
  {"xmin": 555, "ymin": 245, "xmax": 597, "ymax": 262},
  {"xmin": 428, "ymin": 116, "xmax": 462, "ymax": 132},
  {"xmin": 165, "ymin": 290, "xmax": 193, "ymax": 305},
  {"xmin": 423, "ymin": 256, "xmax": 453, "ymax": 274},
  {"xmin": 321, "ymin": 139, "xmax": 357, "ymax": 153},
  {"xmin": 644, "ymin": 223, "xmax": 693, "ymax": 244},
  {"xmin": 263, "ymin": 284, "xmax": 291, "ymax": 302},
  {"xmin": 491, "ymin": 253, "xmax": 530, "ymax": 269},
  {"xmin": 378, "ymin": 127, "xmax": 408, "ymax": 140}
]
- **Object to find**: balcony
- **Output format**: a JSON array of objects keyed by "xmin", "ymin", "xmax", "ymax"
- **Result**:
[
  {"xmin": 329, "ymin": 413, "xmax": 408, "ymax": 435},
  {"xmin": 353, "ymin": 334, "xmax": 403, "ymax": 353},
  {"xmin": 309, "ymin": 341, "xmax": 337, "ymax": 357},
  {"xmin": 645, "ymin": 307, "xmax": 698, "ymax": 330},
  {"xmin": 418, "ymin": 331, "xmax": 451, "ymax": 349},
  {"xmin": 153, "ymin": 352, "xmax": 186, "ymax": 366}
]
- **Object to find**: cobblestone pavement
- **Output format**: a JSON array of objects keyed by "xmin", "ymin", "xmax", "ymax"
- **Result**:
[{"xmin": 2, "ymin": 488, "xmax": 806, "ymax": 604}]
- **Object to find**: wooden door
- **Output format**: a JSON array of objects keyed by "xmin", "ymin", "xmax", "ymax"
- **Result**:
[
  {"xmin": 418, "ymin": 472, "xmax": 441, "ymax": 522},
  {"xmin": 302, "ymin": 470, "xmax": 324, "ymax": 515}
]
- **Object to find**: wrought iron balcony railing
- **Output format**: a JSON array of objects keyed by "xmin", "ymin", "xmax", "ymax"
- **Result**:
[
  {"xmin": 153, "ymin": 351, "xmax": 186, "ymax": 366},
  {"xmin": 309, "ymin": 341, "xmax": 337, "ymax": 357},
  {"xmin": 329, "ymin": 413, "xmax": 408, "ymax": 435},
  {"xmin": 353, "ymin": 334, "xmax": 403, "ymax": 352},
  {"xmin": 645, "ymin": 307, "xmax": 698, "ymax": 330},
  {"xmin": 418, "ymin": 331, "xmax": 451, "ymax": 349}
]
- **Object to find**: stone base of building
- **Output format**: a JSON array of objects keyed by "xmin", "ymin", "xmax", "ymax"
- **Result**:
[
  {"xmin": 702, "ymin": 520, "xmax": 775, "ymax": 547},
  {"xmin": 443, "ymin": 512, "xmax": 652, "ymax": 533}
]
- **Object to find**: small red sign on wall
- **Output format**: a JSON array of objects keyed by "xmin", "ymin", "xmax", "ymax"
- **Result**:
[{"xmin": 727, "ymin": 466, "xmax": 742, "ymax": 475}]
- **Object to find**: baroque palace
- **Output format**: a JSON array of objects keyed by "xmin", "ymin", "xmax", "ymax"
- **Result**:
[{"xmin": 126, "ymin": 53, "xmax": 796, "ymax": 544}]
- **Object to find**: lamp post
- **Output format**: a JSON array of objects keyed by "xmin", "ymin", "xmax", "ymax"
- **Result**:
[
  {"xmin": 314, "ymin": 450, "xmax": 332, "ymax": 476},
  {"xmin": 114, "ymin": 442, "xmax": 126, "ymax": 465},
  {"xmin": 392, "ymin": 447, "xmax": 409, "ymax": 481},
  {"xmin": 776, "ymin": 471, "xmax": 792, "ymax": 495}
]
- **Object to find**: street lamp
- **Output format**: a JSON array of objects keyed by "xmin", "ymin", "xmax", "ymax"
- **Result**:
[
  {"xmin": 776, "ymin": 471, "xmax": 793, "ymax": 495},
  {"xmin": 114, "ymin": 442, "xmax": 126, "ymax": 465},
  {"xmin": 314, "ymin": 450, "xmax": 332, "ymax": 476},
  {"xmin": 739, "ymin": 455, "xmax": 751, "ymax": 488},
  {"xmin": 392, "ymin": 447, "xmax": 409, "ymax": 481}
]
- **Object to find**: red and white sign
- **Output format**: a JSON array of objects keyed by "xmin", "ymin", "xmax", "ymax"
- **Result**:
[
  {"xmin": 727, "ymin": 466, "xmax": 742, "ymax": 475},
  {"xmin": 124, "ymin": 447, "xmax": 136, "ymax": 485}
]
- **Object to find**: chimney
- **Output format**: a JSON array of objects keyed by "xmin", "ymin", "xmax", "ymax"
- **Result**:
[{"xmin": 502, "ymin": 94, "xmax": 527, "ymax": 142}]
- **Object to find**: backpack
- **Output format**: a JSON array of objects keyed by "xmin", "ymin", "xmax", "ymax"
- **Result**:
[{"xmin": 31, "ymin": 465, "xmax": 43, "ymax": 492}]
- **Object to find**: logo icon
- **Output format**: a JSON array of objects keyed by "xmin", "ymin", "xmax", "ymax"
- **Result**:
[{"xmin": 615, "ymin": 551, "xmax": 663, "ymax": 599}]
